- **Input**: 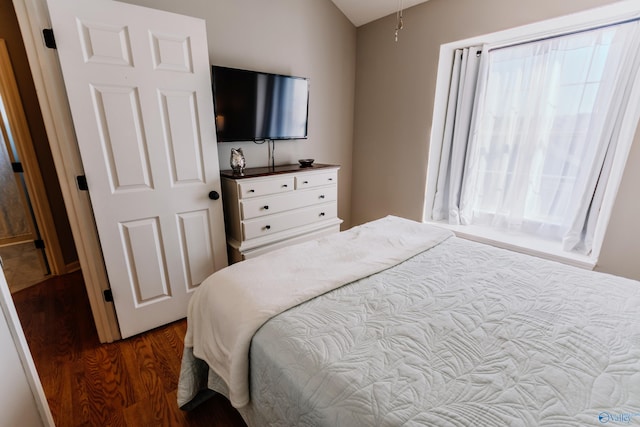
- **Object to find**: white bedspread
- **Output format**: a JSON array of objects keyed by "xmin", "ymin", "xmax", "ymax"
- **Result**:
[{"xmin": 184, "ymin": 216, "xmax": 453, "ymax": 408}]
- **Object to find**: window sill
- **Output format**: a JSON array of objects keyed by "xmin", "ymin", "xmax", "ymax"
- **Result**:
[{"xmin": 428, "ymin": 221, "xmax": 597, "ymax": 270}]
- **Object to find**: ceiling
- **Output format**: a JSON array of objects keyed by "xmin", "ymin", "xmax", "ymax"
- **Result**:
[{"xmin": 331, "ymin": 0, "xmax": 430, "ymax": 27}]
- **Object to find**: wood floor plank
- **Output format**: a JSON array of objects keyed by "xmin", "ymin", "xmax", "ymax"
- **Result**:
[
  {"xmin": 70, "ymin": 363, "xmax": 91, "ymax": 426},
  {"xmin": 120, "ymin": 338, "xmax": 153, "ymax": 404},
  {"xmin": 144, "ymin": 330, "xmax": 182, "ymax": 393},
  {"xmin": 130, "ymin": 337, "xmax": 171, "ymax": 424},
  {"xmin": 12, "ymin": 271, "xmax": 248, "ymax": 427}
]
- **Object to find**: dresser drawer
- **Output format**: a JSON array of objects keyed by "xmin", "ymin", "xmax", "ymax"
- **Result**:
[
  {"xmin": 242, "ymin": 202, "xmax": 337, "ymax": 240},
  {"xmin": 295, "ymin": 171, "xmax": 337, "ymax": 189},
  {"xmin": 238, "ymin": 177, "xmax": 294, "ymax": 199},
  {"xmin": 241, "ymin": 186, "xmax": 337, "ymax": 219}
]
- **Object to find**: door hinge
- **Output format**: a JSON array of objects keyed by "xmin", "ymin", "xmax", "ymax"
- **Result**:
[
  {"xmin": 43, "ymin": 28, "xmax": 56, "ymax": 49},
  {"xmin": 103, "ymin": 289, "xmax": 114, "ymax": 302},
  {"xmin": 76, "ymin": 175, "xmax": 89, "ymax": 191},
  {"xmin": 34, "ymin": 239, "xmax": 45, "ymax": 249},
  {"xmin": 11, "ymin": 162, "xmax": 23, "ymax": 173}
]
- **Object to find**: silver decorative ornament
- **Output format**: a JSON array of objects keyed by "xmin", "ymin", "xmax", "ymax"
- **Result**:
[{"xmin": 230, "ymin": 148, "xmax": 246, "ymax": 176}]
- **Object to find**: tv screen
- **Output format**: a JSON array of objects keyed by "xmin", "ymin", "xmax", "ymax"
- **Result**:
[{"xmin": 212, "ymin": 66, "xmax": 309, "ymax": 142}]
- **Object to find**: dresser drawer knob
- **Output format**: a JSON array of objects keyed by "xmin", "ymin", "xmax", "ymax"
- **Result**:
[
  {"xmin": 264, "ymin": 225, "xmax": 271, "ymax": 230},
  {"xmin": 303, "ymin": 180, "xmax": 309, "ymax": 184},
  {"xmin": 328, "ymin": 178, "xmax": 333, "ymax": 181},
  {"xmin": 282, "ymin": 184, "xmax": 288, "ymax": 188},
  {"xmin": 248, "ymin": 189, "xmax": 255, "ymax": 193},
  {"xmin": 319, "ymin": 195, "xmax": 325, "ymax": 199},
  {"xmin": 263, "ymin": 205, "xmax": 269, "ymax": 210},
  {"xmin": 319, "ymin": 212, "xmax": 325, "ymax": 217}
]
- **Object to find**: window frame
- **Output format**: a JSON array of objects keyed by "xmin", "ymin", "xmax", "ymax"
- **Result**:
[{"xmin": 424, "ymin": 1, "xmax": 640, "ymax": 269}]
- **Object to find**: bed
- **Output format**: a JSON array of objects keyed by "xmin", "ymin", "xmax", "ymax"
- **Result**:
[{"xmin": 177, "ymin": 216, "xmax": 640, "ymax": 426}]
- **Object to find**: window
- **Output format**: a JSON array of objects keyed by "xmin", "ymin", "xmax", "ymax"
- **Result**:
[{"xmin": 426, "ymin": 7, "xmax": 640, "ymax": 264}]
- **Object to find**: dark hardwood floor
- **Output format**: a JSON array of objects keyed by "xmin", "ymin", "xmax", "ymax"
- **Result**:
[{"xmin": 12, "ymin": 271, "xmax": 248, "ymax": 427}]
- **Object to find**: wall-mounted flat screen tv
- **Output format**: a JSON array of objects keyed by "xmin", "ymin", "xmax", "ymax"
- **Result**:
[{"xmin": 212, "ymin": 66, "xmax": 309, "ymax": 142}]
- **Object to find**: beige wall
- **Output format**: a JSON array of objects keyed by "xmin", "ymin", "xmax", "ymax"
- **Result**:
[
  {"xmin": 352, "ymin": 0, "xmax": 640, "ymax": 280},
  {"xmin": 116, "ymin": 0, "xmax": 640, "ymax": 279},
  {"xmin": 118, "ymin": 0, "xmax": 357, "ymax": 227},
  {"xmin": 596, "ymin": 119, "xmax": 640, "ymax": 279}
]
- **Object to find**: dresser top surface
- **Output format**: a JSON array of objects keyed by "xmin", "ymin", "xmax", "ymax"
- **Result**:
[{"xmin": 220, "ymin": 163, "xmax": 339, "ymax": 179}]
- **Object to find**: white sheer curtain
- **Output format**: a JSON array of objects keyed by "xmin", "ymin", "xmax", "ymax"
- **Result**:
[{"xmin": 431, "ymin": 20, "xmax": 640, "ymax": 255}]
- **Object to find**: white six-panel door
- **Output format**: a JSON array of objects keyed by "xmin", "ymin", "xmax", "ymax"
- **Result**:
[{"xmin": 46, "ymin": 0, "xmax": 227, "ymax": 338}]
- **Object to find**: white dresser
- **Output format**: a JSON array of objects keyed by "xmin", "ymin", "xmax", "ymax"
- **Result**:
[{"xmin": 221, "ymin": 164, "xmax": 342, "ymax": 262}]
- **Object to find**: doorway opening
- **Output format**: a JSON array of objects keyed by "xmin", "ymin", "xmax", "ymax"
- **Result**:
[{"xmin": 0, "ymin": 44, "xmax": 49, "ymax": 293}]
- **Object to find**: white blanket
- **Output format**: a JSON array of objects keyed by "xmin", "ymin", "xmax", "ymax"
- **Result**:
[{"xmin": 183, "ymin": 215, "xmax": 453, "ymax": 408}]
